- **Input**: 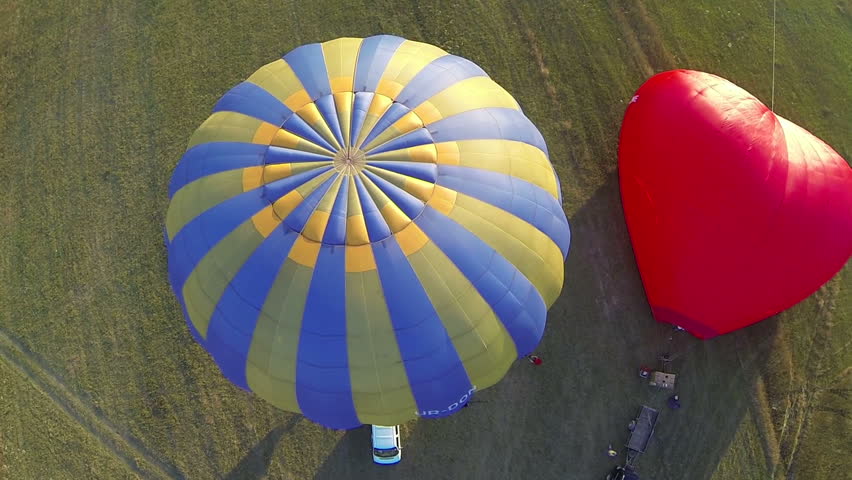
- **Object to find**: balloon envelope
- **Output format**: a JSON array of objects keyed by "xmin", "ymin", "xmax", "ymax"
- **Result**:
[
  {"xmin": 165, "ymin": 35, "xmax": 570, "ymax": 428},
  {"xmin": 619, "ymin": 69, "xmax": 852, "ymax": 339}
]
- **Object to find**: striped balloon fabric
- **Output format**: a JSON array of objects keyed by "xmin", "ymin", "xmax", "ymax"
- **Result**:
[{"xmin": 165, "ymin": 35, "xmax": 570, "ymax": 429}]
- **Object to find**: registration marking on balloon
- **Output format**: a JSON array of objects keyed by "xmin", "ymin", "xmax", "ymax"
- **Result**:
[{"xmin": 416, "ymin": 386, "xmax": 478, "ymax": 417}]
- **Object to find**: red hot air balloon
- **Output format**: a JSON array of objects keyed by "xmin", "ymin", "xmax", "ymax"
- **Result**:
[{"xmin": 618, "ymin": 69, "xmax": 852, "ymax": 339}]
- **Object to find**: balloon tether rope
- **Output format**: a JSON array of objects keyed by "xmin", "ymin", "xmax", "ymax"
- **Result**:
[{"xmin": 770, "ymin": 0, "xmax": 777, "ymax": 110}]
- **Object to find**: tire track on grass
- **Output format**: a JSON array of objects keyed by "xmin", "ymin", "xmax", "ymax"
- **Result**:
[
  {"xmin": 780, "ymin": 283, "xmax": 841, "ymax": 478},
  {"xmin": 606, "ymin": 0, "xmax": 677, "ymax": 76},
  {"xmin": 0, "ymin": 328, "xmax": 184, "ymax": 480},
  {"xmin": 734, "ymin": 334, "xmax": 783, "ymax": 478}
]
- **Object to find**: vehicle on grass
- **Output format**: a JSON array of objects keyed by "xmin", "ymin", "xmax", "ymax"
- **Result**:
[
  {"xmin": 371, "ymin": 425, "xmax": 401, "ymax": 465},
  {"xmin": 625, "ymin": 405, "xmax": 659, "ymax": 466},
  {"xmin": 607, "ymin": 465, "xmax": 640, "ymax": 480}
]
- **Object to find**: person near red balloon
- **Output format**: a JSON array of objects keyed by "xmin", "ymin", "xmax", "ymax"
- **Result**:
[{"xmin": 526, "ymin": 354, "xmax": 543, "ymax": 366}]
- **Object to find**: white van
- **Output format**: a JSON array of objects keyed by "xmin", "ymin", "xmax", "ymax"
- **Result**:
[{"xmin": 371, "ymin": 425, "xmax": 402, "ymax": 464}]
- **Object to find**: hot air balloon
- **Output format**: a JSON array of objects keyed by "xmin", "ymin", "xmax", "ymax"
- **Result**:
[
  {"xmin": 165, "ymin": 35, "xmax": 570, "ymax": 429},
  {"xmin": 619, "ymin": 69, "xmax": 852, "ymax": 339}
]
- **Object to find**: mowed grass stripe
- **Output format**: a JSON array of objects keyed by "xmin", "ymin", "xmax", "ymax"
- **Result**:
[
  {"xmin": 0, "ymin": 361, "xmax": 139, "ymax": 480},
  {"xmin": 0, "ymin": 328, "xmax": 184, "ymax": 479}
]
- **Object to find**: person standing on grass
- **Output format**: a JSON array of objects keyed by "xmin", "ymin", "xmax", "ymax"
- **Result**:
[
  {"xmin": 526, "ymin": 354, "xmax": 543, "ymax": 365},
  {"xmin": 668, "ymin": 394, "xmax": 681, "ymax": 409}
]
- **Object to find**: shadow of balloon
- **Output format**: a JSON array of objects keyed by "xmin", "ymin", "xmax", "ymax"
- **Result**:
[
  {"xmin": 223, "ymin": 415, "xmax": 301, "ymax": 480},
  {"xmin": 537, "ymin": 170, "xmax": 779, "ymax": 480},
  {"xmin": 313, "ymin": 171, "xmax": 777, "ymax": 480},
  {"xmin": 310, "ymin": 424, "xmax": 403, "ymax": 480}
]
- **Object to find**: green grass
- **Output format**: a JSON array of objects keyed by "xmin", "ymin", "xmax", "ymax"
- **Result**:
[
  {"xmin": 710, "ymin": 410, "xmax": 767, "ymax": 480},
  {"xmin": 0, "ymin": 358, "xmax": 136, "ymax": 479},
  {"xmin": 0, "ymin": 1, "xmax": 849, "ymax": 479}
]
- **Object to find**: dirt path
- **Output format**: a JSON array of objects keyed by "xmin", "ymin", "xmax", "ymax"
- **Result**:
[{"xmin": 0, "ymin": 328, "xmax": 185, "ymax": 480}]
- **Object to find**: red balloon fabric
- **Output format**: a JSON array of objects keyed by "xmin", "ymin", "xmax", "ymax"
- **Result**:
[{"xmin": 619, "ymin": 69, "xmax": 852, "ymax": 339}]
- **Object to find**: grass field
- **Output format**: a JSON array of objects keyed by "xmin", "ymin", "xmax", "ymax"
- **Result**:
[{"xmin": 1, "ymin": 0, "xmax": 850, "ymax": 479}]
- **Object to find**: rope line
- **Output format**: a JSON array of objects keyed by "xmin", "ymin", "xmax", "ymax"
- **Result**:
[{"xmin": 771, "ymin": 0, "xmax": 777, "ymax": 110}]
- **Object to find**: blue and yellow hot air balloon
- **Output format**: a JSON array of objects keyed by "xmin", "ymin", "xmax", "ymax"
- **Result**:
[{"xmin": 165, "ymin": 35, "xmax": 570, "ymax": 429}]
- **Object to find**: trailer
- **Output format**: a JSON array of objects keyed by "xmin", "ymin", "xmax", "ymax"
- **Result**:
[{"xmin": 625, "ymin": 405, "xmax": 659, "ymax": 466}]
